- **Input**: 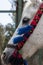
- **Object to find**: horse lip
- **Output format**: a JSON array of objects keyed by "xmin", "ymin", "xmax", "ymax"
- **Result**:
[
  {"xmin": 1, "ymin": 54, "xmax": 8, "ymax": 65},
  {"xmin": 1, "ymin": 54, "xmax": 5, "ymax": 65}
]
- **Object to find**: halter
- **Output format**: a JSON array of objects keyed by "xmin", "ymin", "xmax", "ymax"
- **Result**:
[{"xmin": 7, "ymin": 3, "xmax": 43, "ymax": 50}]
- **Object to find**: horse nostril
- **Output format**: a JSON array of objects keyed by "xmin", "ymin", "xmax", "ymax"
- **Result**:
[
  {"xmin": 1, "ymin": 53, "xmax": 7, "ymax": 65},
  {"xmin": 3, "ymin": 52, "xmax": 7, "ymax": 60},
  {"xmin": 1, "ymin": 52, "xmax": 6, "ymax": 61},
  {"xmin": 3, "ymin": 53, "xmax": 6, "ymax": 57}
]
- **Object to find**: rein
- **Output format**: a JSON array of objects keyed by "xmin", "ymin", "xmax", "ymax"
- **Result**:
[{"xmin": 7, "ymin": 3, "xmax": 43, "ymax": 49}]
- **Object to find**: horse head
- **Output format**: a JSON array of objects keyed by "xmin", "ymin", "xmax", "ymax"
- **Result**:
[{"xmin": 1, "ymin": 0, "xmax": 43, "ymax": 65}]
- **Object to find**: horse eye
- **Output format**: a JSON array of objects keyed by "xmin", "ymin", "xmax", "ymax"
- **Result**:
[{"xmin": 22, "ymin": 17, "xmax": 30, "ymax": 24}]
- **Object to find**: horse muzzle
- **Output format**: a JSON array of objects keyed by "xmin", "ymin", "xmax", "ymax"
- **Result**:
[{"xmin": 1, "ymin": 53, "xmax": 9, "ymax": 65}]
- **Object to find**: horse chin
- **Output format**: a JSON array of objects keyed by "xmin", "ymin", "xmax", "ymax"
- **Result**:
[
  {"xmin": 1, "ymin": 58, "xmax": 10, "ymax": 65},
  {"xmin": 1, "ymin": 57, "xmax": 6, "ymax": 65},
  {"xmin": 1, "ymin": 61, "xmax": 11, "ymax": 65}
]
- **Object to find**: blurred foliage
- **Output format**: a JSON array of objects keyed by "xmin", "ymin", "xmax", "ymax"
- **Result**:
[
  {"xmin": 0, "ymin": 23, "xmax": 5, "ymax": 53},
  {"xmin": 3, "ymin": 23, "xmax": 15, "ymax": 50},
  {"xmin": 0, "ymin": 22, "xmax": 15, "ymax": 52}
]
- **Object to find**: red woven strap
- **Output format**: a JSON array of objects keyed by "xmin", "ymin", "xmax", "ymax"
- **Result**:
[{"xmin": 12, "ymin": 49, "xmax": 22, "ymax": 58}]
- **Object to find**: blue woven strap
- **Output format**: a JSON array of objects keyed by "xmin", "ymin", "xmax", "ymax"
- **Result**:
[
  {"xmin": 23, "ymin": 60, "xmax": 28, "ymax": 65},
  {"xmin": 13, "ymin": 35, "xmax": 24, "ymax": 44},
  {"xmin": 17, "ymin": 25, "xmax": 33, "ymax": 35},
  {"xmin": 13, "ymin": 25, "xmax": 33, "ymax": 44}
]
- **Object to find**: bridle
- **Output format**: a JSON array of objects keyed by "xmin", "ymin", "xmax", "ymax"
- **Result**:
[{"xmin": 6, "ymin": 3, "xmax": 43, "ymax": 50}]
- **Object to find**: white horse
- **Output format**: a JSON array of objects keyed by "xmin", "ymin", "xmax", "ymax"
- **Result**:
[{"xmin": 1, "ymin": 0, "xmax": 43, "ymax": 65}]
